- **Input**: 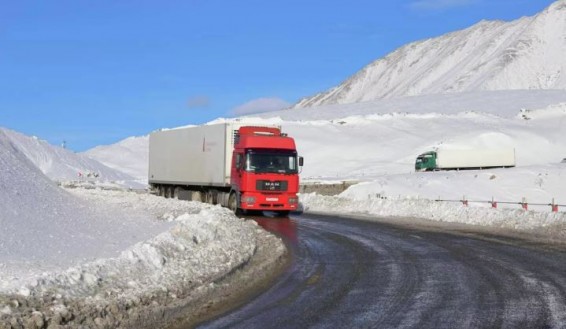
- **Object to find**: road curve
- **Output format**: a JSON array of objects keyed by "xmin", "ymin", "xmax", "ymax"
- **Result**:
[{"xmin": 200, "ymin": 213, "xmax": 566, "ymax": 329}]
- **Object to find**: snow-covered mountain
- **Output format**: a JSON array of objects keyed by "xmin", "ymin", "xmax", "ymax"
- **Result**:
[
  {"xmin": 0, "ymin": 127, "xmax": 134, "ymax": 182},
  {"xmin": 84, "ymin": 135, "xmax": 149, "ymax": 181},
  {"xmin": 294, "ymin": 0, "xmax": 566, "ymax": 108}
]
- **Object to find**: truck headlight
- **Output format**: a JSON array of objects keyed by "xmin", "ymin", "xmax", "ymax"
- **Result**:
[
  {"xmin": 243, "ymin": 196, "xmax": 256, "ymax": 204},
  {"xmin": 289, "ymin": 197, "xmax": 298, "ymax": 204}
]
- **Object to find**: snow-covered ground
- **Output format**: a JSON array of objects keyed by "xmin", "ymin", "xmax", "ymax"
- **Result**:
[
  {"xmin": 0, "ymin": 132, "xmax": 285, "ymax": 327},
  {"xmin": 299, "ymin": 192, "xmax": 566, "ymax": 242},
  {"xmin": 0, "ymin": 189, "xmax": 285, "ymax": 328}
]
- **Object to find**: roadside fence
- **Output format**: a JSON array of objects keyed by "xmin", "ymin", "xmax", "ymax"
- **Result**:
[{"xmin": 433, "ymin": 196, "xmax": 564, "ymax": 213}]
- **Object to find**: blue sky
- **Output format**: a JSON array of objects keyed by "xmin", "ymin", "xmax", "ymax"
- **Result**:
[{"xmin": 0, "ymin": 0, "xmax": 556, "ymax": 151}]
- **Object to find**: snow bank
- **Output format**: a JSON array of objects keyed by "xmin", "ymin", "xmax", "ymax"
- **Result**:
[
  {"xmin": 0, "ymin": 130, "xmax": 169, "ymax": 289},
  {"xmin": 340, "ymin": 164, "xmax": 566, "ymax": 211},
  {"xmin": 0, "ymin": 189, "xmax": 285, "ymax": 329},
  {"xmin": 300, "ymin": 193, "xmax": 566, "ymax": 240},
  {"xmin": 6, "ymin": 190, "xmax": 255, "ymax": 298}
]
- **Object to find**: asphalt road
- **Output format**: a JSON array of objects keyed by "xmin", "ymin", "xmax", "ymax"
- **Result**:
[{"xmin": 199, "ymin": 213, "xmax": 566, "ymax": 329}]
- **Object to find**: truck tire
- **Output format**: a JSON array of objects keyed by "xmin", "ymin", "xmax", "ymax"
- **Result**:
[
  {"xmin": 205, "ymin": 190, "xmax": 217, "ymax": 205},
  {"xmin": 191, "ymin": 191, "xmax": 203, "ymax": 202},
  {"xmin": 228, "ymin": 192, "xmax": 242, "ymax": 215},
  {"xmin": 165, "ymin": 186, "xmax": 173, "ymax": 199},
  {"xmin": 173, "ymin": 187, "xmax": 183, "ymax": 199}
]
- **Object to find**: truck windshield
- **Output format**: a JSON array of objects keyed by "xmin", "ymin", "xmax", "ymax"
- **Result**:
[{"xmin": 246, "ymin": 150, "xmax": 298, "ymax": 174}]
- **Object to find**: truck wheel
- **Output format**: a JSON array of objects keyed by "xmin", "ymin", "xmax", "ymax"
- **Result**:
[
  {"xmin": 165, "ymin": 187, "xmax": 173, "ymax": 199},
  {"xmin": 228, "ymin": 193, "xmax": 241, "ymax": 215},
  {"xmin": 173, "ymin": 187, "xmax": 183, "ymax": 199},
  {"xmin": 191, "ymin": 191, "xmax": 203, "ymax": 202},
  {"xmin": 158, "ymin": 186, "xmax": 165, "ymax": 197},
  {"xmin": 204, "ymin": 191, "xmax": 211, "ymax": 204}
]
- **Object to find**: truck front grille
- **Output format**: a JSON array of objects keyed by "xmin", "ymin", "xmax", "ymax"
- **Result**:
[
  {"xmin": 259, "ymin": 204, "xmax": 285, "ymax": 208},
  {"xmin": 256, "ymin": 180, "xmax": 288, "ymax": 191}
]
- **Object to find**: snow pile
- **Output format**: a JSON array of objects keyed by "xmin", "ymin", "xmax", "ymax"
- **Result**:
[
  {"xmin": 294, "ymin": 0, "xmax": 566, "ymax": 107},
  {"xmin": 300, "ymin": 192, "xmax": 566, "ymax": 240},
  {"xmin": 55, "ymin": 189, "xmax": 259, "ymax": 301},
  {"xmin": 337, "ymin": 165, "xmax": 566, "ymax": 211},
  {"xmin": 0, "ymin": 127, "xmax": 137, "ymax": 185},
  {"xmin": 0, "ymin": 130, "xmax": 170, "ymax": 289},
  {"xmin": 0, "ymin": 188, "xmax": 284, "ymax": 328},
  {"xmin": 84, "ymin": 135, "xmax": 149, "ymax": 181}
]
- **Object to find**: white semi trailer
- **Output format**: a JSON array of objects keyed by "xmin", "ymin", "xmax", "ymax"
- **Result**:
[
  {"xmin": 415, "ymin": 148, "xmax": 516, "ymax": 171},
  {"xmin": 149, "ymin": 124, "xmax": 237, "ymax": 193}
]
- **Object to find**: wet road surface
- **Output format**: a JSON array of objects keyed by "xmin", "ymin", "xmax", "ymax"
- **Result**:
[{"xmin": 200, "ymin": 213, "xmax": 566, "ymax": 328}]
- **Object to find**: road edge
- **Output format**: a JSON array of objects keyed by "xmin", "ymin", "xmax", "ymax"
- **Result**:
[{"xmin": 161, "ymin": 226, "xmax": 291, "ymax": 329}]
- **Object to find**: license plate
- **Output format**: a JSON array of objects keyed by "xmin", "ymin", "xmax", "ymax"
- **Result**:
[{"xmin": 266, "ymin": 197, "xmax": 279, "ymax": 202}]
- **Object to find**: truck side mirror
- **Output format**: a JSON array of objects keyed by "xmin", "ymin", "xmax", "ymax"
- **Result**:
[{"xmin": 299, "ymin": 156, "xmax": 304, "ymax": 167}]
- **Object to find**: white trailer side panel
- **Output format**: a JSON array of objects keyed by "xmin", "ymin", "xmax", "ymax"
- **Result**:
[
  {"xmin": 436, "ymin": 149, "xmax": 515, "ymax": 169},
  {"xmin": 149, "ymin": 123, "xmax": 240, "ymax": 187}
]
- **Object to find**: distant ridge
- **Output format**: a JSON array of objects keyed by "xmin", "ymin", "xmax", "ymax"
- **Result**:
[
  {"xmin": 294, "ymin": 0, "xmax": 566, "ymax": 108},
  {"xmin": 0, "ymin": 127, "xmax": 134, "ymax": 182},
  {"xmin": 84, "ymin": 135, "xmax": 149, "ymax": 180}
]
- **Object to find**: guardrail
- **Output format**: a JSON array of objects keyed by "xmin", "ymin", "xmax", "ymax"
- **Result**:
[
  {"xmin": 300, "ymin": 181, "xmax": 359, "ymax": 196},
  {"xmin": 434, "ymin": 196, "xmax": 563, "ymax": 212}
]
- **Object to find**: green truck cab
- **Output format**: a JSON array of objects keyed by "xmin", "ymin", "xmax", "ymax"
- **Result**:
[{"xmin": 415, "ymin": 151, "xmax": 437, "ymax": 171}]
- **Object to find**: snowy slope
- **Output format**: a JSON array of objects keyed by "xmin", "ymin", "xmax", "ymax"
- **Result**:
[
  {"xmin": 0, "ymin": 127, "xmax": 134, "ymax": 183},
  {"xmin": 294, "ymin": 0, "xmax": 566, "ymax": 108},
  {"xmin": 266, "ymin": 90, "xmax": 566, "ymax": 120},
  {"xmin": 0, "ymin": 129, "xmax": 170, "ymax": 282},
  {"xmin": 84, "ymin": 135, "xmax": 149, "ymax": 181}
]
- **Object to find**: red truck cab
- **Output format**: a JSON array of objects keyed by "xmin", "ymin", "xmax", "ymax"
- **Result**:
[{"xmin": 229, "ymin": 126, "xmax": 303, "ymax": 216}]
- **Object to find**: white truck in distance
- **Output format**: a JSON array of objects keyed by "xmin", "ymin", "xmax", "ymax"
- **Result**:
[{"xmin": 415, "ymin": 148, "xmax": 516, "ymax": 171}]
